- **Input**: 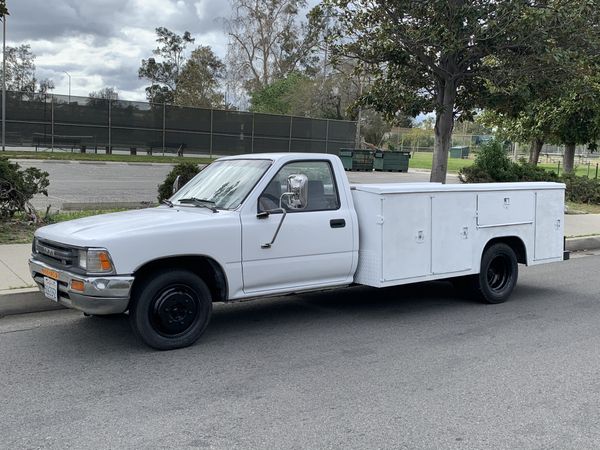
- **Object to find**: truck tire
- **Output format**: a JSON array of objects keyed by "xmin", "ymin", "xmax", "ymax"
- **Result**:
[
  {"xmin": 129, "ymin": 269, "xmax": 212, "ymax": 350},
  {"xmin": 452, "ymin": 243, "xmax": 518, "ymax": 304}
]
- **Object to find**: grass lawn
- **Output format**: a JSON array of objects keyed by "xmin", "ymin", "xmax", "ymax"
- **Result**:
[
  {"xmin": 2, "ymin": 150, "xmax": 214, "ymax": 165},
  {"xmin": 0, "ymin": 209, "xmax": 132, "ymax": 245},
  {"xmin": 409, "ymin": 152, "xmax": 473, "ymax": 173}
]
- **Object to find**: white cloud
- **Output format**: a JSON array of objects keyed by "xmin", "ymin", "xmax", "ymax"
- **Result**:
[{"xmin": 7, "ymin": 0, "xmax": 228, "ymax": 101}]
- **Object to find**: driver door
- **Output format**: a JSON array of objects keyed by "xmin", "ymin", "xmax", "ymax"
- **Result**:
[{"xmin": 240, "ymin": 160, "xmax": 354, "ymax": 294}]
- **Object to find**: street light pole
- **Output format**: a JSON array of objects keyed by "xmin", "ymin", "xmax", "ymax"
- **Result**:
[
  {"xmin": 63, "ymin": 71, "xmax": 71, "ymax": 103},
  {"xmin": 2, "ymin": 15, "xmax": 6, "ymax": 151}
]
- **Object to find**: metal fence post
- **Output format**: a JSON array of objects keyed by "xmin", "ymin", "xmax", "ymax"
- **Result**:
[
  {"xmin": 209, "ymin": 109, "xmax": 214, "ymax": 159},
  {"xmin": 50, "ymin": 95, "xmax": 54, "ymax": 152},
  {"xmin": 108, "ymin": 98, "xmax": 111, "ymax": 153},
  {"xmin": 250, "ymin": 113, "xmax": 255, "ymax": 154},
  {"xmin": 162, "ymin": 103, "xmax": 166, "ymax": 156},
  {"xmin": 325, "ymin": 119, "xmax": 330, "ymax": 153},
  {"xmin": 288, "ymin": 116, "xmax": 293, "ymax": 152}
]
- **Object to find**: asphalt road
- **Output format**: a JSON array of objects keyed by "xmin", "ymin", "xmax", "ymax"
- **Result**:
[
  {"xmin": 14, "ymin": 160, "xmax": 458, "ymax": 210},
  {"xmin": 1, "ymin": 254, "xmax": 599, "ymax": 449}
]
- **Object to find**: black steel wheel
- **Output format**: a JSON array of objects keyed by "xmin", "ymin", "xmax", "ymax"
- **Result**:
[
  {"xmin": 477, "ymin": 243, "xmax": 518, "ymax": 304},
  {"xmin": 452, "ymin": 243, "xmax": 518, "ymax": 304},
  {"xmin": 129, "ymin": 269, "xmax": 212, "ymax": 350}
]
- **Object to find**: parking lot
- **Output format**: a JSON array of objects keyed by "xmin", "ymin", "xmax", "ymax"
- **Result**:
[{"xmin": 14, "ymin": 160, "xmax": 459, "ymax": 210}]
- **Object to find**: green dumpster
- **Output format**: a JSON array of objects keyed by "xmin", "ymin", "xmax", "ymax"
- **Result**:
[
  {"xmin": 351, "ymin": 149, "xmax": 374, "ymax": 171},
  {"xmin": 450, "ymin": 146, "xmax": 470, "ymax": 159},
  {"xmin": 339, "ymin": 149, "xmax": 353, "ymax": 171},
  {"xmin": 374, "ymin": 150, "xmax": 411, "ymax": 172}
]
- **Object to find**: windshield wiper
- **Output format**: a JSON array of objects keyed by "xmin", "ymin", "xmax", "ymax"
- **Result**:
[
  {"xmin": 177, "ymin": 197, "xmax": 219, "ymax": 213},
  {"xmin": 161, "ymin": 199, "xmax": 173, "ymax": 208}
]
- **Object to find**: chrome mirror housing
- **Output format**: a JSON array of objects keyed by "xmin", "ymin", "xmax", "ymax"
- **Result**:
[{"xmin": 281, "ymin": 174, "xmax": 308, "ymax": 210}]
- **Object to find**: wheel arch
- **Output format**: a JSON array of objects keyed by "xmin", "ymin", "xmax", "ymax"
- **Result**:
[
  {"xmin": 482, "ymin": 236, "xmax": 527, "ymax": 265},
  {"xmin": 132, "ymin": 255, "xmax": 228, "ymax": 303}
]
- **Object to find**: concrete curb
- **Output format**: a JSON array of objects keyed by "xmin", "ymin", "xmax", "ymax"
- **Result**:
[
  {"xmin": 0, "ymin": 289, "xmax": 64, "ymax": 317},
  {"xmin": 9, "ymin": 158, "xmax": 176, "ymax": 167},
  {"xmin": 565, "ymin": 235, "xmax": 600, "ymax": 252}
]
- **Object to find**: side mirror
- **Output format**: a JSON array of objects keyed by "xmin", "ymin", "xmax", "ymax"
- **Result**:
[
  {"xmin": 280, "ymin": 174, "xmax": 308, "ymax": 210},
  {"xmin": 260, "ymin": 173, "xmax": 308, "ymax": 249},
  {"xmin": 172, "ymin": 175, "xmax": 182, "ymax": 195}
]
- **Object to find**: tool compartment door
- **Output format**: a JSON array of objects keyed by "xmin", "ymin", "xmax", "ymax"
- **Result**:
[
  {"xmin": 534, "ymin": 190, "xmax": 564, "ymax": 261},
  {"xmin": 382, "ymin": 194, "xmax": 432, "ymax": 281},
  {"xmin": 431, "ymin": 193, "xmax": 475, "ymax": 274}
]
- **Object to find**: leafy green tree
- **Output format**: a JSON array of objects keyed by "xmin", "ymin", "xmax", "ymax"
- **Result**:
[
  {"xmin": 318, "ymin": 0, "xmax": 596, "ymax": 182},
  {"xmin": 479, "ymin": 108, "xmax": 549, "ymax": 165},
  {"xmin": 138, "ymin": 28, "xmax": 195, "ymax": 104},
  {"xmin": 249, "ymin": 72, "xmax": 307, "ymax": 114},
  {"xmin": 539, "ymin": 77, "xmax": 600, "ymax": 173},
  {"xmin": 174, "ymin": 46, "xmax": 225, "ymax": 108}
]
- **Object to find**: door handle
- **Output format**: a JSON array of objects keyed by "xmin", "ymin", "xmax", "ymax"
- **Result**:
[{"xmin": 330, "ymin": 218, "xmax": 346, "ymax": 228}]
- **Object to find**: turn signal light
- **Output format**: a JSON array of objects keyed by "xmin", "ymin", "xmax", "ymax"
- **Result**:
[
  {"xmin": 98, "ymin": 251, "xmax": 112, "ymax": 271},
  {"xmin": 71, "ymin": 279, "xmax": 85, "ymax": 292}
]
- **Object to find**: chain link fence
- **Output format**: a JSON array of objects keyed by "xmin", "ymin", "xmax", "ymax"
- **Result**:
[{"xmin": 0, "ymin": 92, "xmax": 357, "ymax": 157}]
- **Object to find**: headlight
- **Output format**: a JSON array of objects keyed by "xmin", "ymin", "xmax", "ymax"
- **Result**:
[{"xmin": 78, "ymin": 248, "xmax": 115, "ymax": 273}]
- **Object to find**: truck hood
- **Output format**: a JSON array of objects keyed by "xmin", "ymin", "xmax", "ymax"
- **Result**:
[{"xmin": 35, "ymin": 206, "xmax": 234, "ymax": 247}]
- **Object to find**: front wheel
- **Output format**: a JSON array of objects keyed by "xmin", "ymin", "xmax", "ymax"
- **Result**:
[{"xmin": 129, "ymin": 269, "xmax": 212, "ymax": 350}]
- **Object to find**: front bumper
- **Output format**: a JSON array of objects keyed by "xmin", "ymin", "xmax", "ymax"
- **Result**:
[{"xmin": 29, "ymin": 258, "xmax": 134, "ymax": 315}]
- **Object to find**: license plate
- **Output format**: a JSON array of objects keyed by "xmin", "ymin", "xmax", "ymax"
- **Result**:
[{"xmin": 43, "ymin": 277, "xmax": 58, "ymax": 302}]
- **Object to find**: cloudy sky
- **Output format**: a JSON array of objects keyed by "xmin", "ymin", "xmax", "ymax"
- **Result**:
[{"xmin": 5, "ymin": 0, "xmax": 254, "ymax": 101}]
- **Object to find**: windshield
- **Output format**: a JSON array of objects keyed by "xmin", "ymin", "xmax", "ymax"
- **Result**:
[{"xmin": 171, "ymin": 159, "xmax": 272, "ymax": 210}]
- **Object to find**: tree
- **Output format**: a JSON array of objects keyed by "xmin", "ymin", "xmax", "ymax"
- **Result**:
[
  {"xmin": 540, "ymin": 77, "xmax": 600, "ymax": 173},
  {"xmin": 89, "ymin": 87, "xmax": 119, "ymax": 100},
  {"xmin": 479, "ymin": 108, "xmax": 549, "ymax": 165},
  {"xmin": 38, "ymin": 79, "xmax": 55, "ymax": 95},
  {"xmin": 249, "ymin": 72, "xmax": 307, "ymax": 114},
  {"xmin": 1, "ymin": 44, "xmax": 36, "ymax": 93},
  {"xmin": 319, "ymin": 0, "xmax": 595, "ymax": 182},
  {"xmin": 225, "ymin": 0, "xmax": 321, "ymax": 93},
  {"xmin": 138, "ymin": 27, "xmax": 195, "ymax": 104},
  {"xmin": 173, "ymin": 46, "xmax": 225, "ymax": 108},
  {"xmin": 0, "ymin": 0, "xmax": 8, "ymax": 18}
]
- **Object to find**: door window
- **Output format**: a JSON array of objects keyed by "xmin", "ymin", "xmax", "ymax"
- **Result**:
[{"xmin": 258, "ymin": 161, "xmax": 340, "ymax": 212}]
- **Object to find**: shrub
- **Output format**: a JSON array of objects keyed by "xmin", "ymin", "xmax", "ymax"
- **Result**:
[
  {"xmin": 0, "ymin": 156, "xmax": 49, "ymax": 219},
  {"xmin": 562, "ymin": 174, "xmax": 600, "ymax": 204},
  {"xmin": 157, "ymin": 162, "xmax": 201, "ymax": 202},
  {"xmin": 459, "ymin": 139, "xmax": 557, "ymax": 183}
]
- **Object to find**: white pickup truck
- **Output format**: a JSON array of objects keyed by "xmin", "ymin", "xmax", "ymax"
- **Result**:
[{"xmin": 29, "ymin": 153, "xmax": 567, "ymax": 349}]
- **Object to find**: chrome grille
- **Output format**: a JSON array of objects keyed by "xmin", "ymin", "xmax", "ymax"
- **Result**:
[{"xmin": 35, "ymin": 239, "xmax": 77, "ymax": 267}]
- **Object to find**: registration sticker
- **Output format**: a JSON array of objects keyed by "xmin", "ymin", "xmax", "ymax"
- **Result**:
[{"xmin": 43, "ymin": 277, "xmax": 58, "ymax": 302}]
